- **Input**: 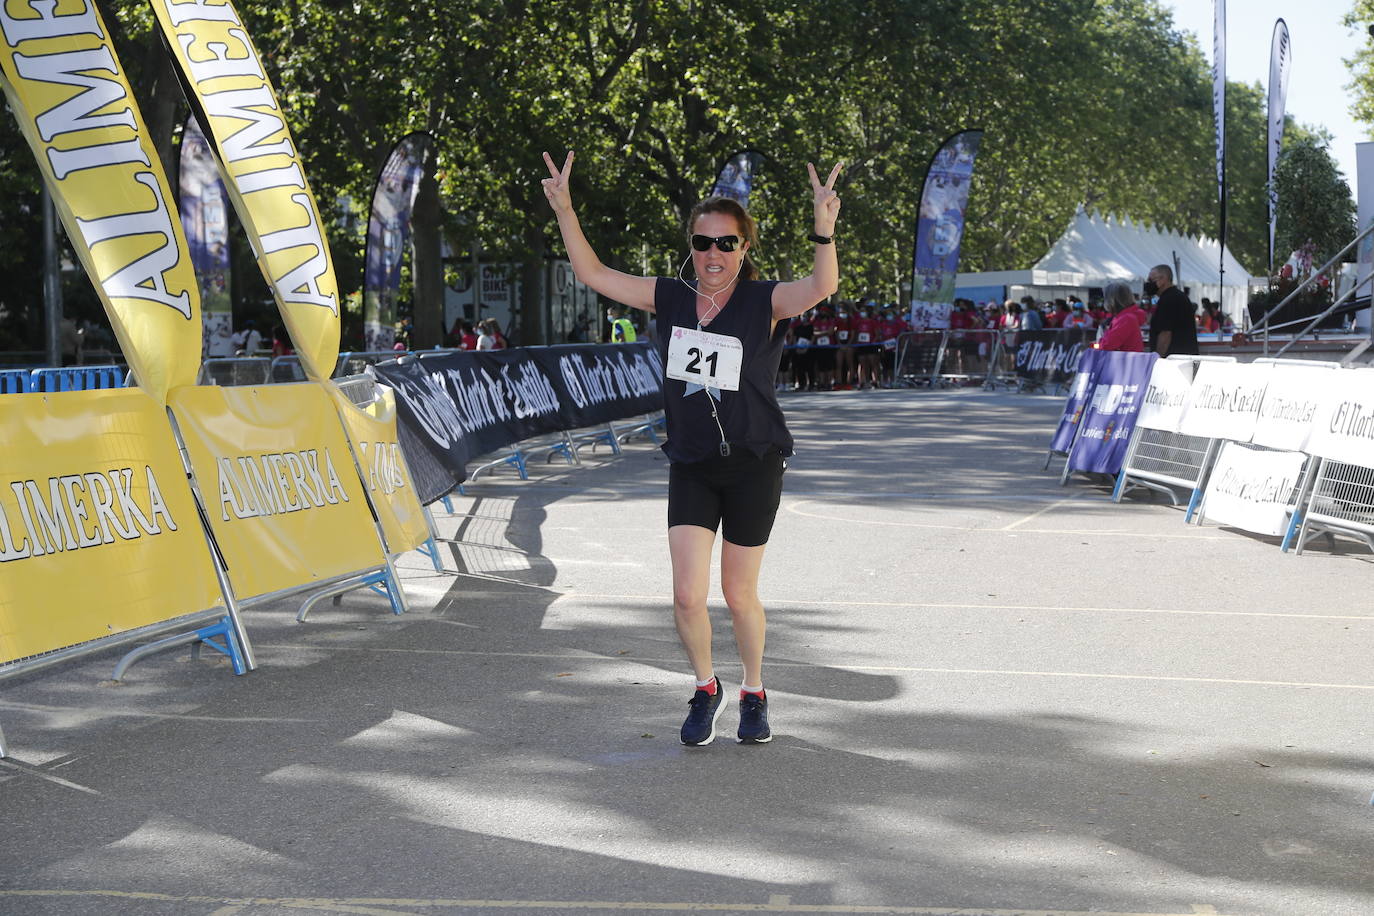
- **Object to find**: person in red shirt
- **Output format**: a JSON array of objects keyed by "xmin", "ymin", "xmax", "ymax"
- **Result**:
[
  {"xmin": 1047, "ymin": 299, "xmax": 1071, "ymax": 328},
  {"xmin": 1097, "ymin": 281, "xmax": 1146, "ymax": 352},
  {"xmin": 833, "ymin": 302, "xmax": 855, "ymax": 389},
  {"xmin": 453, "ymin": 320, "xmax": 478, "ymax": 350},
  {"xmin": 811, "ymin": 304, "xmax": 838, "ymax": 390},
  {"xmin": 850, "ymin": 302, "xmax": 881, "ymax": 388}
]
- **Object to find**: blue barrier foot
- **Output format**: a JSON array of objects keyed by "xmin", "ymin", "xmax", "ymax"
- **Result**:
[
  {"xmin": 193, "ymin": 617, "xmax": 247, "ymax": 675},
  {"xmin": 418, "ymin": 536, "xmax": 444, "ymax": 572}
]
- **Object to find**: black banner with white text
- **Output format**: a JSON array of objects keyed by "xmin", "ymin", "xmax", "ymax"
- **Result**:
[{"xmin": 372, "ymin": 343, "xmax": 664, "ymax": 500}]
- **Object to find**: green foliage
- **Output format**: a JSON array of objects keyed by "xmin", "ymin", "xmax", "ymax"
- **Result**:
[
  {"xmin": 1272, "ymin": 136, "xmax": 1357, "ymax": 266},
  {"xmin": 0, "ymin": 0, "xmax": 1345, "ymax": 348}
]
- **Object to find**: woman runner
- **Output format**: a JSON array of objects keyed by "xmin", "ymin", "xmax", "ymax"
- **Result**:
[{"xmin": 541, "ymin": 150, "xmax": 842, "ymax": 745}]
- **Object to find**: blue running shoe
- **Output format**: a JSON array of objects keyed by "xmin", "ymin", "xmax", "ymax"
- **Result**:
[
  {"xmin": 737, "ymin": 692, "xmax": 772, "ymax": 744},
  {"xmin": 679, "ymin": 677, "xmax": 725, "ymax": 746}
]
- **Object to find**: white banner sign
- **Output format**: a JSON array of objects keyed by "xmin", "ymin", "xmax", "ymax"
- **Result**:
[
  {"xmin": 1136, "ymin": 358, "xmax": 1197, "ymax": 432},
  {"xmin": 1179, "ymin": 361, "xmax": 1272, "ymax": 442},
  {"xmin": 1202, "ymin": 442, "xmax": 1304, "ymax": 536},
  {"xmin": 1251, "ymin": 364, "xmax": 1336, "ymax": 452},
  {"xmin": 1307, "ymin": 369, "xmax": 1374, "ymax": 465}
]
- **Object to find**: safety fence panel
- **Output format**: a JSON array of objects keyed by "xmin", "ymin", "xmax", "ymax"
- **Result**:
[
  {"xmin": 168, "ymin": 383, "xmax": 387, "ymax": 600},
  {"xmin": 327, "ymin": 377, "xmax": 431, "ymax": 553},
  {"xmin": 1113, "ymin": 355, "xmax": 1237, "ymax": 514},
  {"xmin": 1064, "ymin": 351, "xmax": 1158, "ymax": 476},
  {"xmin": 0, "ymin": 389, "xmax": 226, "ymax": 665},
  {"xmin": 1294, "ymin": 460, "xmax": 1374, "ymax": 554},
  {"xmin": 936, "ymin": 329, "xmax": 998, "ymax": 385},
  {"xmin": 372, "ymin": 343, "xmax": 663, "ymax": 499},
  {"xmin": 1196, "ymin": 442, "xmax": 1310, "ymax": 538},
  {"xmin": 0, "ymin": 370, "xmax": 27, "ymax": 394},
  {"xmin": 1008, "ymin": 329, "xmax": 1096, "ymax": 392},
  {"xmin": 198, "ymin": 358, "xmax": 271, "ymax": 386},
  {"xmin": 891, "ymin": 331, "xmax": 948, "ymax": 387},
  {"xmin": 27, "ymin": 366, "xmax": 125, "ymax": 393}
]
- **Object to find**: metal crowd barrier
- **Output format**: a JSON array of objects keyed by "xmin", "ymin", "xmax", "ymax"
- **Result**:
[
  {"xmin": 198, "ymin": 357, "xmax": 271, "ymax": 386},
  {"xmin": 1292, "ymin": 460, "xmax": 1374, "ymax": 555},
  {"xmin": 891, "ymin": 331, "xmax": 950, "ymax": 387},
  {"xmin": 0, "ymin": 368, "xmax": 28, "ymax": 393},
  {"xmin": 936, "ymin": 329, "xmax": 998, "ymax": 386},
  {"xmin": 26, "ymin": 365, "xmax": 125, "ymax": 392},
  {"xmin": 1112, "ymin": 355, "xmax": 1238, "ymax": 518}
]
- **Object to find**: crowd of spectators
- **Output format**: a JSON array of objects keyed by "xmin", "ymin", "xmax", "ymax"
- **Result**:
[{"xmin": 944, "ymin": 290, "xmax": 1232, "ymax": 339}]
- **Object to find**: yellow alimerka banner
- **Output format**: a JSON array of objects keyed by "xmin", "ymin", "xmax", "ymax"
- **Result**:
[
  {"xmin": 168, "ymin": 382, "xmax": 383, "ymax": 600},
  {"xmin": 0, "ymin": 389, "xmax": 222, "ymax": 664},
  {"xmin": 149, "ymin": 0, "xmax": 341, "ymax": 382},
  {"xmin": 328, "ymin": 384, "xmax": 430, "ymax": 554},
  {"xmin": 0, "ymin": 1, "xmax": 203, "ymax": 404}
]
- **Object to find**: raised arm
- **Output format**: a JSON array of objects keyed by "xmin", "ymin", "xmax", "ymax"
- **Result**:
[
  {"xmin": 542, "ymin": 151, "xmax": 656, "ymax": 313},
  {"xmin": 772, "ymin": 162, "xmax": 842, "ymax": 320}
]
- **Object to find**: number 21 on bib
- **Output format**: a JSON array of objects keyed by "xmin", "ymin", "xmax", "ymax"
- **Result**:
[{"xmin": 666, "ymin": 326, "xmax": 744, "ymax": 392}]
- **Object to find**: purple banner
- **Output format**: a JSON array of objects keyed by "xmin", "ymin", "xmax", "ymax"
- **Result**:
[
  {"xmin": 1049, "ymin": 348, "xmax": 1104, "ymax": 454},
  {"xmin": 710, "ymin": 150, "xmax": 764, "ymax": 207},
  {"xmin": 364, "ymin": 133, "xmax": 432, "ymax": 351},
  {"xmin": 178, "ymin": 115, "xmax": 232, "ymax": 356},
  {"xmin": 1067, "ymin": 351, "xmax": 1159, "ymax": 474},
  {"xmin": 911, "ymin": 130, "xmax": 982, "ymax": 329}
]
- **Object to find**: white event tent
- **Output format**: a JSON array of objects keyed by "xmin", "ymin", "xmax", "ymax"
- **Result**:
[{"xmin": 957, "ymin": 208, "xmax": 1258, "ymax": 322}]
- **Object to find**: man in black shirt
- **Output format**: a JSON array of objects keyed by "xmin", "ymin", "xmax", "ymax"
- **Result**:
[{"xmin": 1144, "ymin": 264, "xmax": 1198, "ymax": 356}]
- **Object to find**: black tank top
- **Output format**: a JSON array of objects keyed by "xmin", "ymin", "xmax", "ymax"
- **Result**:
[{"xmin": 653, "ymin": 277, "xmax": 793, "ymax": 463}]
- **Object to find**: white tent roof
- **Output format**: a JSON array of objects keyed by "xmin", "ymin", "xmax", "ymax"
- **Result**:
[{"xmin": 1033, "ymin": 207, "xmax": 1254, "ymax": 288}]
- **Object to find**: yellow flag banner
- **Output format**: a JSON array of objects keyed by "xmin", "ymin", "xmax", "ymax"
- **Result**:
[
  {"xmin": 327, "ymin": 384, "xmax": 431, "ymax": 554},
  {"xmin": 167, "ymin": 383, "xmax": 383, "ymax": 600},
  {"xmin": 0, "ymin": 389, "xmax": 222, "ymax": 664},
  {"xmin": 0, "ymin": 1, "xmax": 202, "ymax": 404},
  {"xmin": 149, "ymin": 0, "xmax": 341, "ymax": 382}
]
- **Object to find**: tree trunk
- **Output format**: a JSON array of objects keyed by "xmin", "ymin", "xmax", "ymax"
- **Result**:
[
  {"xmin": 520, "ymin": 223, "xmax": 546, "ymax": 345},
  {"xmin": 410, "ymin": 145, "xmax": 443, "ymax": 348},
  {"xmin": 143, "ymin": 40, "xmax": 185, "ymax": 178}
]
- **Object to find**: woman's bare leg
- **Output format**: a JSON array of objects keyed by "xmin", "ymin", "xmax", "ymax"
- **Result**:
[
  {"xmin": 720, "ymin": 540, "xmax": 768, "ymax": 687},
  {"xmin": 669, "ymin": 524, "xmax": 717, "ymax": 681}
]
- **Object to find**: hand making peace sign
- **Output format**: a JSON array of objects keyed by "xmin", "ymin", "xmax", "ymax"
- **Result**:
[
  {"xmin": 809, "ymin": 161, "xmax": 842, "ymax": 237},
  {"xmin": 541, "ymin": 150, "xmax": 574, "ymax": 214}
]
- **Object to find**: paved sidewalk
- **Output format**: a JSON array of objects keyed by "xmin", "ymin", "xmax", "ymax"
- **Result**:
[{"xmin": 2, "ymin": 388, "xmax": 1372, "ymax": 916}]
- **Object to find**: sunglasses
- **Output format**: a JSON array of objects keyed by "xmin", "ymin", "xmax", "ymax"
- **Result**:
[{"xmin": 691, "ymin": 234, "xmax": 742, "ymax": 252}]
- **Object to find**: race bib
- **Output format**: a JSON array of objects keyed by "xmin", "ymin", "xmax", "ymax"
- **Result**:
[
  {"xmin": 815, "ymin": 335, "xmax": 832, "ymax": 347},
  {"xmin": 838, "ymin": 330, "xmax": 850, "ymax": 341},
  {"xmin": 666, "ymin": 326, "xmax": 744, "ymax": 391},
  {"xmin": 857, "ymin": 332, "xmax": 871, "ymax": 343}
]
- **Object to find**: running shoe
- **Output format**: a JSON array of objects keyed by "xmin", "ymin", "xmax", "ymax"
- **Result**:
[
  {"xmin": 680, "ymin": 677, "xmax": 725, "ymax": 746},
  {"xmin": 737, "ymin": 692, "xmax": 772, "ymax": 744}
]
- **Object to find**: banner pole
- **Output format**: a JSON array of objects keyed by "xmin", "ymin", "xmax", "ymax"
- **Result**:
[
  {"xmin": 165, "ymin": 407, "xmax": 257, "ymax": 672},
  {"xmin": 42, "ymin": 186, "xmax": 61, "ymax": 368}
]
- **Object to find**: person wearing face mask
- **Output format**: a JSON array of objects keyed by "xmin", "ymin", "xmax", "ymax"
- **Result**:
[
  {"xmin": 541, "ymin": 150, "xmax": 842, "ymax": 746},
  {"xmin": 833, "ymin": 301, "xmax": 855, "ymax": 390},
  {"xmin": 607, "ymin": 304, "xmax": 637, "ymax": 343},
  {"xmin": 1143, "ymin": 264, "xmax": 1198, "ymax": 357}
]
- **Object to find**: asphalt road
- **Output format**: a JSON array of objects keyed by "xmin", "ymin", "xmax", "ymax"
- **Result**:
[{"xmin": 1, "ymin": 388, "xmax": 1372, "ymax": 916}]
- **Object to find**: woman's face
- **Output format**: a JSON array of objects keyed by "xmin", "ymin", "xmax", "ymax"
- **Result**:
[{"xmin": 690, "ymin": 211, "xmax": 749, "ymax": 295}]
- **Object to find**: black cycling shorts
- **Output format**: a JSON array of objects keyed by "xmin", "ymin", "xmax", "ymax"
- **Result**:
[{"xmin": 668, "ymin": 447, "xmax": 787, "ymax": 547}]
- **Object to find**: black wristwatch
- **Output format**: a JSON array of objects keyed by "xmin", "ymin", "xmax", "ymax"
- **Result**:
[{"xmin": 808, "ymin": 232, "xmax": 833, "ymax": 245}]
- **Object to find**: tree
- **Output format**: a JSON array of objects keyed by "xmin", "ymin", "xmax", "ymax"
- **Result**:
[{"xmin": 1272, "ymin": 136, "xmax": 1356, "ymax": 267}]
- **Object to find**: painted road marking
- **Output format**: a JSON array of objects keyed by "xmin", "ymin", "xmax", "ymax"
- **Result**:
[
  {"xmin": 551, "ymin": 591, "xmax": 1374, "ymax": 623},
  {"xmin": 0, "ymin": 890, "xmax": 1237, "ymax": 915},
  {"xmin": 786, "ymin": 500, "xmax": 1230, "ymax": 540}
]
